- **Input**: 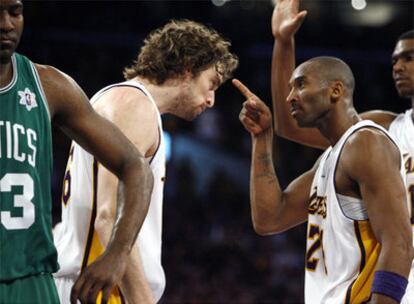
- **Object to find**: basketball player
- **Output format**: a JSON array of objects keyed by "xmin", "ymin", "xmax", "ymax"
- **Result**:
[
  {"xmin": 53, "ymin": 19, "xmax": 238, "ymax": 303},
  {"xmin": 269, "ymin": 0, "xmax": 414, "ymax": 301},
  {"xmin": 0, "ymin": 1, "xmax": 153, "ymax": 303},
  {"xmin": 234, "ymin": 56, "xmax": 413, "ymax": 303}
]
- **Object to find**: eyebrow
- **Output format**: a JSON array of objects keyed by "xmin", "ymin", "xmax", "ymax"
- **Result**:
[
  {"xmin": 392, "ymin": 49, "xmax": 414, "ymax": 60},
  {"xmin": 289, "ymin": 75, "xmax": 306, "ymax": 87}
]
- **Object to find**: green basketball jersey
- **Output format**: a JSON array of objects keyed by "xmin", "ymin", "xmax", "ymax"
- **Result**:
[{"xmin": 0, "ymin": 53, "xmax": 58, "ymax": 281}]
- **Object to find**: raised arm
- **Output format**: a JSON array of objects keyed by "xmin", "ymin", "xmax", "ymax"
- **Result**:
[
  {"xmin": 235, "ymin": 79, "xmax": 312, "ymax": 234},
  {"xmin": 36, "ymin": 64, "xmax": 154, "ymax": 304},
  {"xmin": 271, "ymin": 0, "xmax": 398, "ymax": 149},
  {"xmin": 271, "ymin": 0, "xmax": 329, "ymax": 149},
  {"xmin": 343, "ymin": 129, "xmax": 413, "ymax": 303}
]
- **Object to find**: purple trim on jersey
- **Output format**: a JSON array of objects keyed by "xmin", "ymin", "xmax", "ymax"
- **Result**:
[
  {"xmin": 81, "ymin": 159, "xmax": 99, "ymax": 271},
  {"xmin": 332, "ymin": 124, "xmax": 401, "ymax": 221}
]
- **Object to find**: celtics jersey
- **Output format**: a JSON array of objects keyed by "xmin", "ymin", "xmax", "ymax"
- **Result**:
[{"xmin": 0, "ymin": 53, "xmax": 58, "ymax": 281}]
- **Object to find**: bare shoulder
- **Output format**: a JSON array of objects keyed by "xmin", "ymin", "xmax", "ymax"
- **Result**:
[
  {"xmin": 94, "ymin": 85, "xmax": 159, "ymax": 155},
  {"xmin": 360, "ymin": 110, "xmax": 398, "ymax": 130},
  {"xmin": 341, "ymin": 127, "xmax": 400, "ymax": 174},
  {"xmin": 34, "ymin": 63, "xmax": 87, "ymax": 118},
  {"xmin": 94, "ymin": 86, "xmax": 157, "ymax": 120}
]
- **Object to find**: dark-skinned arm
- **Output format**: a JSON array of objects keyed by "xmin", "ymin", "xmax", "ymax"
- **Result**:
[
  {"xmin": 235, "ymin": 78, "xmax": 311, "ymax": 234},
  {"xmin": 342, "ymin": 129, "xmax": 413, "ymax": 303},
  {"xmin": 270, "ymin": 0, "xmax": 397, "ymax": 149}
]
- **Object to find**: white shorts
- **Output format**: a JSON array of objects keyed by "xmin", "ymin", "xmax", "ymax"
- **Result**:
[{"xmin": 54, "ymin": 276, "xmax": 77, "ymax": 304}]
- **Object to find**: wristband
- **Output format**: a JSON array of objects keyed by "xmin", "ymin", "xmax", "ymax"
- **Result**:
[{"xmin": 371, "ymin": 270, "xmax": 408, "ymax": 303}]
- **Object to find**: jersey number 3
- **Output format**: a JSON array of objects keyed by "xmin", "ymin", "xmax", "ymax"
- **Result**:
[{"xmin": 0, "ymin": 173, "xmax": 35, "ymax": 230}]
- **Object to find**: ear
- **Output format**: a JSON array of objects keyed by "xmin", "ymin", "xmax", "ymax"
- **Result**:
[{"xmin": 330, "ymin": 81, "xmax": 344, "ymax": 102}]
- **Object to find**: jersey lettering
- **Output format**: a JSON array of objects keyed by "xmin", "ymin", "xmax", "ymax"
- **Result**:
[
  {"xmin": 0, "ymin": 120, "xmax": 37, "ymax": 168},
  {"xmin": 306, "ymin": 224, "xmax": 327, "ymax": 274},
  {"xmin": 0, "ymin": 173, "xmax": 35, "ymax": 230}
]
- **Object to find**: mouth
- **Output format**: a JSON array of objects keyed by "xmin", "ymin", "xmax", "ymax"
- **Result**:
[
  {"xmin": 0, "ymin": 38, "xmax": 16, "ymax": 48},
  {"xmin": 395, "ymin": 78, "xmax": 411, "ymax": 87},
  {"xmin": 290, "ymin": 105, "xmax": 300, "ymax": 117}
]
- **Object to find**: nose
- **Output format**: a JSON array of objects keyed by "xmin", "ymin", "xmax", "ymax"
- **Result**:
[
  {"xmin": 206, "ymin": 91, "xmax": 215, "ymax": 108},
  {"xmin": 0, "ymin": 11, "xmax": 14, "ymax": 32},
  {"xmin": 286, "ymin": 88, "xmax": 298, "ymax": 105},
  {"xmin": 393, "ymin": 58, "xmax": 405, "ymax": 74}
]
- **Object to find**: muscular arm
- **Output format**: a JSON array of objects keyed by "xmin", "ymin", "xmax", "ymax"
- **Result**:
[
  {"xmin": 93, "ymin": 87, "xmax": 158, "ymax": 304},
  {"xmin": 250, "ymin": 127, "xmax": 314, "ymax": 234},
  {"xmin": 36, "ymin": 65, "xmax": 154, "ymax": 303},
  {"xmin": 271, "ymin": 0, "xmax": 328, "ymax": 149},
  {"xmin": 342, "ymin": 129, "xmax": 413, "ymax": 303},
  {"xmin": 235, "ymin": 81, "xmax": 313, "ymax": 234}
]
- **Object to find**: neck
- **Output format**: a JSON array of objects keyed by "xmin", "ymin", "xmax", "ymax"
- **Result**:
[
  {"xmin": 0, "ymin": 58, "xmax": 13, "ymax": 88},
  {"xmin": 317, "ymin": 103, "xmax": 361, "ymax": 146},
  {"xmin": 133, "ymin": 76, "xmax": 182, "ymax": 114}
]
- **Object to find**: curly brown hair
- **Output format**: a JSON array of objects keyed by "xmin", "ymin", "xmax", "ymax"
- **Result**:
[{"xmin": 123, "ymin": 19, "xmax": 238, "ymax": 84}]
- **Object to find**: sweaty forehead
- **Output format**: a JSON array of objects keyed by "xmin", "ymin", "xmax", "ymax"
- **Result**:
[{"xmin": 393, "ymin": 39, "xmax": 414, "ymax": 57}]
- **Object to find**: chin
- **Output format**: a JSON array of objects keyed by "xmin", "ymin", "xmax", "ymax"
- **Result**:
[
  {"xmin": 396, "ymin": 87, "xmax": 414, "ymax": 99},
  {"xmin": 0, "ymin": 51, "xmax": 13, "ymax": 64}
]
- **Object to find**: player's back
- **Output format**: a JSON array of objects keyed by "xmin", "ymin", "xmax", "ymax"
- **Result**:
[{"xmin": 0, "ymin": 53, "xmax": 57, "ymax": 281}]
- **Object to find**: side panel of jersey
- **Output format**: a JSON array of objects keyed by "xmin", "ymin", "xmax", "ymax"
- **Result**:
[{"xmin": 0, "ymin": 53, "xmax": 57, "ymax": 281}]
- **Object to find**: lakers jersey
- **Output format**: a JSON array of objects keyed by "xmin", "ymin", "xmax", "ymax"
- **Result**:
[
  {"xmin": 389, "ymin": 109, "xmax": 414, "ymax": 304},
  {"xmin": 0, "ymin": 53, "xmax": 57, "ymax": 281},
  {"xmin": 54, "ymin": 81, "xmax": 166, "ymax": 302},
  {"xmin": 305, "ymin": 120, "xmax": 406, "ymax": 304}
]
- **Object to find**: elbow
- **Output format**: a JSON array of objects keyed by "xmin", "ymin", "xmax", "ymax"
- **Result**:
[
  {"xmin": 252, "ymin": 220, "xmax": 281, "ymax": 236},
  {"xmin": 253, "ymin": 224, "xmax": 272, "ymax": 236},
  {"xmin": 122, "ymin": 153, "xmax": 154, "ymax": 193}
]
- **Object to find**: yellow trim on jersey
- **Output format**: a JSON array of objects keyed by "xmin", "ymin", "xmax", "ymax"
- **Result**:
[
  {"xmin": 345, "ymin": 221, "xmax": 380, "ymax": 304},
  {"xmin": 87, "ymin": 231, "xmax": 124, "ymax": 304},
  {"xmin": 80, "ymin": 159, "xmax": 125, "ymax": 304}
]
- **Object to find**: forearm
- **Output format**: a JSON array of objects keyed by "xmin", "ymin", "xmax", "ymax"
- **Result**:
[
  {"xmin": 107, "ymin": 158, "xmax": 153, "ymax": 253},
  {"xmin": 271, "ymin": 37, "xmax": 295, "ymax": 135},
  {"xmin": 119, "ymin": 249, "xmax": 155, "ymax": 304},
  {"xmin": 371, "ymin": 239, "xmax": 413, "ymax": 303},
  {"xmin": 250, "ymin": 128, "xmax": 283, "ymax": 235}
]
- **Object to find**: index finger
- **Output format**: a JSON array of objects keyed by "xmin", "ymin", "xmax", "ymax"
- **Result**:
[{"xmin": 232, "ymin": 78, "xmax": 256, "ymax": 99}]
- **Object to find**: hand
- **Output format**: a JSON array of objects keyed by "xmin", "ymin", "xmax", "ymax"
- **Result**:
[
  {"xmin": 233, "ymin": 79, "xmax": 272, "ymax": 136},
  {"xmin": 271, "ymin": 0, "xmax": 307, "ymax": 40},
  {"xmin": 71, "ymin": 250, "xmax": 128, "ymax": 304}
]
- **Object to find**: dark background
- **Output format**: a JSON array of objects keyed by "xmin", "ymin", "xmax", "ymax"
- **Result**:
[{"xmin": 18, "ymin": 1, "xmax": 414, "ymax": 303}]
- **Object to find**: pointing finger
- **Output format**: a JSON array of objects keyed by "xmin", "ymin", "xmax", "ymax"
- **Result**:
[{"xmin": 232, "ymin": 78, "xmax": 256, "ymax": 99}]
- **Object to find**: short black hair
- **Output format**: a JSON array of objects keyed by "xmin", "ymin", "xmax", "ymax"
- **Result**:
[
  {"xmin": 398, "ymin": 29, "xmax": 414, "ymax": 41},
  {"xmin": 307, "ymin": 56, "xmax": 355, "ymax": 95}
]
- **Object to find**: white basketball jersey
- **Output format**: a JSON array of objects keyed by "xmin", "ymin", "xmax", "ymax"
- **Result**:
[
  {"xmin": 389, "ymin": 109, "xmax": 414, "ymax": 304},
  {"xmin": 305, "ymin": 120, "xmax": 406, "ymax": 304},
  {"xmin": 54, "ymin": 81, "xmax": 166, "ymax": 302}
]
